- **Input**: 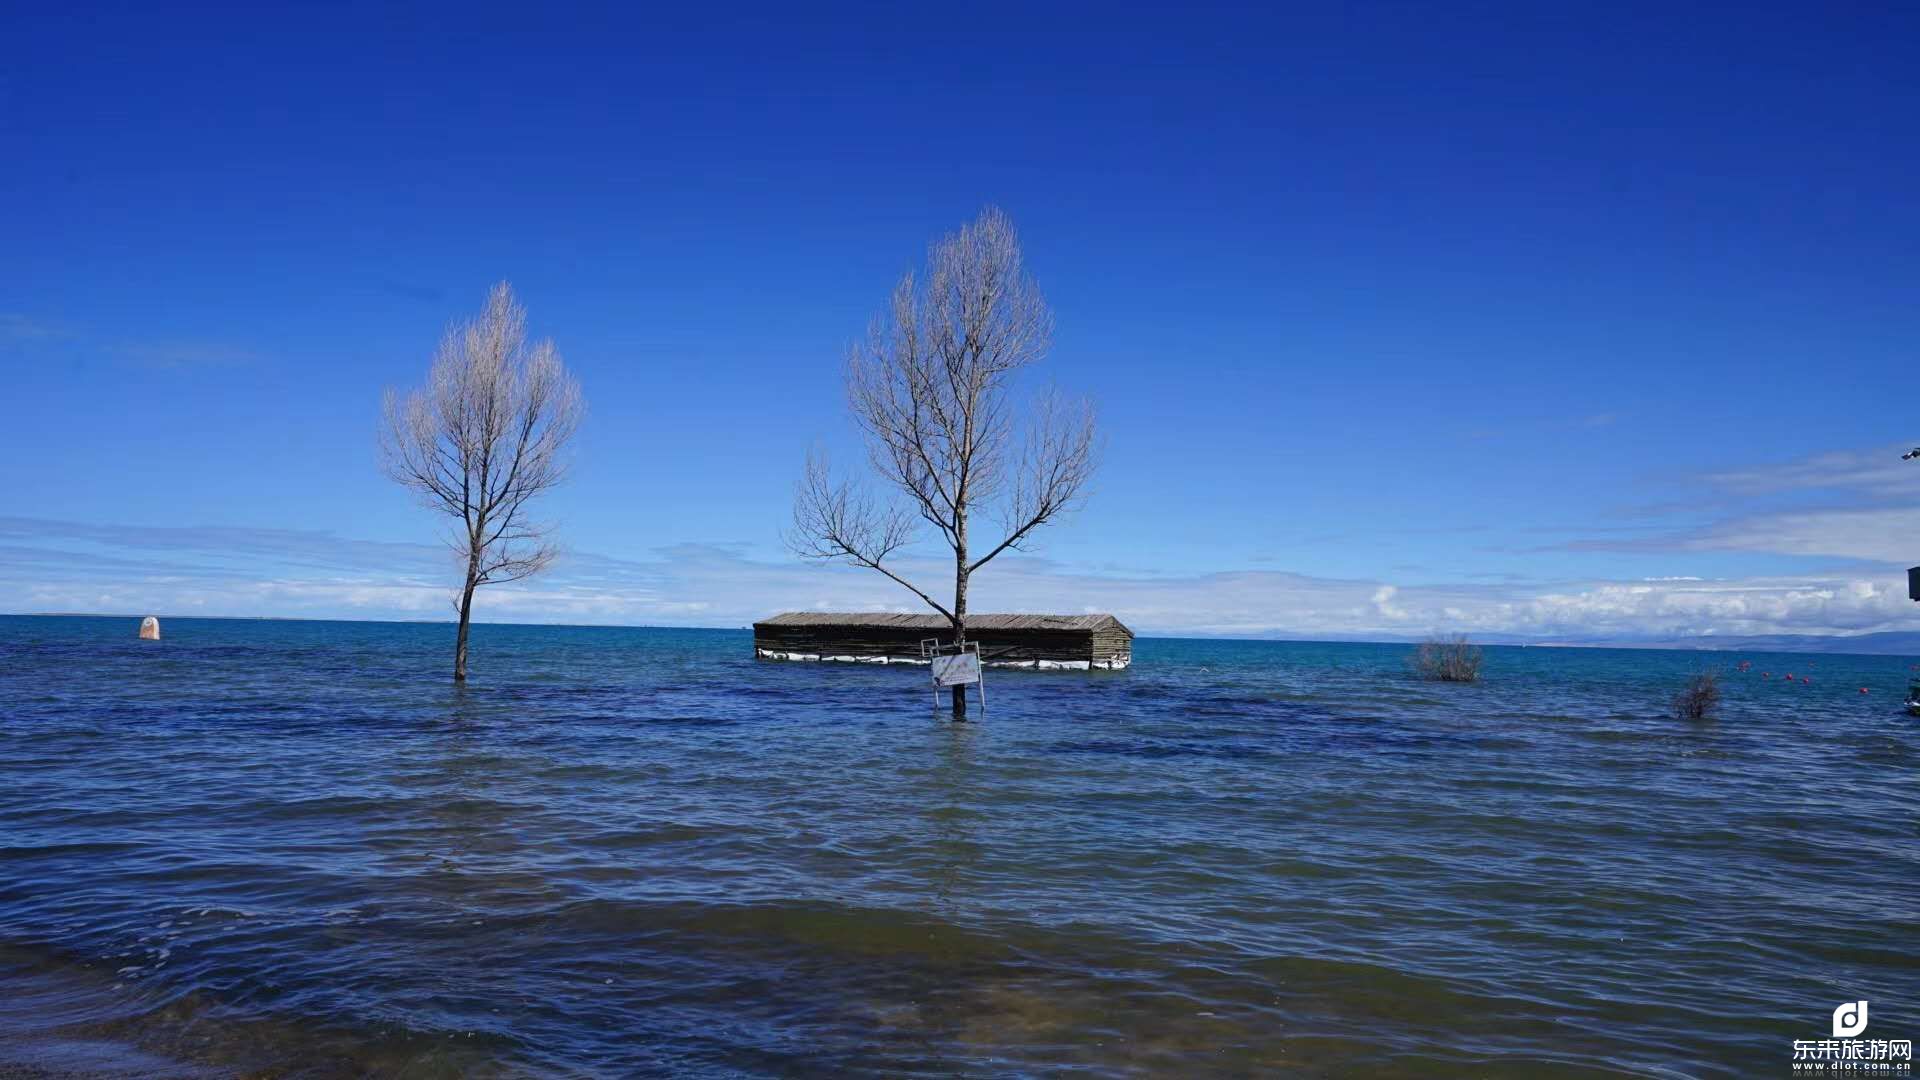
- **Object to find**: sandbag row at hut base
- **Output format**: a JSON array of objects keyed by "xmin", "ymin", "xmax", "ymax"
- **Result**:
[
  {"xmin": 751, "ymin": 612, "xmax": 1135, "ymax": 671},
  {"xmin": 754, "ymin": 648, "xmax": 1129, "ymax": 671}
]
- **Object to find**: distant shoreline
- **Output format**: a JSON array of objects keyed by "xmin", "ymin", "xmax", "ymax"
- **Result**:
[{"xmin": 7, "ymin": 612, "xmax": 1917, "ymax": 656}]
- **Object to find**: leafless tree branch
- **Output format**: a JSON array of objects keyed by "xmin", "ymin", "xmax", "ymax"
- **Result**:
[
  {"xmin": 974, "ymin": 386, "xmax": 1098, "ymax": 572},
  {"xmin": 788, "ymin": 449, "xmax": 953, "ymax": 620}
]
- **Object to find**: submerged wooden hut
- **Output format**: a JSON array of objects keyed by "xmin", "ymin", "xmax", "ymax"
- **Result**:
[{"xmin": 753, "ymin": 612, "xmax": 1133, "ymax": 670}]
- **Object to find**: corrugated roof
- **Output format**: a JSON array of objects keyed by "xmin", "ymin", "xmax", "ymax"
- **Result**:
[{"xmin": 756, "ymin": 611, "xmax": 1131, "ymax": 636}]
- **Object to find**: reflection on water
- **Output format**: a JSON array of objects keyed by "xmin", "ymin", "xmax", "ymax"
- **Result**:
[
  {"xmin": 0, "ymin": 615, "xmax": 1915, "ymax": 1078},
  {"xmin": 923, "ymin": 723, "xmax": 981, "ymax": 908}
]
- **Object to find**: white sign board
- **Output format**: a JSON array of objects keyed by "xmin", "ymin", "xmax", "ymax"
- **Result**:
[{"xmin": 931, "ymin": 652, "xmax": 981, "ymax": 687}]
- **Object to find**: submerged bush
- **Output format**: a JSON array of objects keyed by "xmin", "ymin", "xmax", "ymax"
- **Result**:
[
  {"xmin": 1412, "ymin": 634, "xmax": 1483, "ymax": 683},
  {"xmin": 1674, "ymin": 670, "xmax": 1721, "ymax": 721}
]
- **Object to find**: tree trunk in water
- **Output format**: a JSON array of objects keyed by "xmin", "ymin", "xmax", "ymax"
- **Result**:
[
  {"xmin": 950, "ymin": 561, "xmax": 969, "ymax": 719},
  {"xmin": 454, "ymin": 576, "xmax": 477, "ymax": 682}
]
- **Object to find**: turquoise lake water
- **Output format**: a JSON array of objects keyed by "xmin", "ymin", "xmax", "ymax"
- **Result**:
[{"xmin": 0, "ymin": 615, "xmax": 1915, "ymax": 1077}]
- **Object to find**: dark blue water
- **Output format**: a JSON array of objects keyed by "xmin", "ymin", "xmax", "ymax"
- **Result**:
[{"xmin": 1, "ymin": 615, "xmax": 1915, "ymax": 1077}]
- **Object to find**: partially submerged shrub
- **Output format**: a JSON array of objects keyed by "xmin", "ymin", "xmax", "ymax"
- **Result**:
[
  {"xmin": 1674, "ymin": 670, "xmax": 1721, "ymax": 721},
  {"xmin": 1412, "ymin": 634, "xmax": 1483, "ymax": 683}
]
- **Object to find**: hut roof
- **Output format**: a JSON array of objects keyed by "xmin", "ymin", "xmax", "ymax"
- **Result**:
[{"xmin": 756, "ymin": 611, "xmax": 1132, "ymax": 636}]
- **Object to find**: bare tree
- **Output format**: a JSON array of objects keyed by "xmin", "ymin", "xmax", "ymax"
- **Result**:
[
  {"xmin": 791, "ymin": 208, "xmax": 1098, "ymax": 717},
  {"xmin": 380, "ymin": 282, "xmax": 583, "ymax": 682},
  {"xmin": 1411, "ymin": 634, "xmax": 1483, "ymax": 683},
  {"xmin": 1673, "ymin": 669, "xmax": 1721, "ymax": 721}
]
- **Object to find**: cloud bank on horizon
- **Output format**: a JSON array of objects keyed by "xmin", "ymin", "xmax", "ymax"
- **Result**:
[{"xmin": 4, "ymin": 443, "xmax": 1916, "ymax": 642}]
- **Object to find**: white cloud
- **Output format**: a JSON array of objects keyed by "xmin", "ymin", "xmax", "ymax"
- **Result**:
[
  {"xmin": 4, "ymin": 516, "xmax": 1916, "ymax": 641},
  {"xmin": 1559, "ymin": 444, "xmax": 1920, "ymax": 568},
  {"xmin": 1370, "ymin": 584, "xmax": 1410, "ymax": 621},
  {"xmin": 0, "ymin": 313, "xmax": 70, "ymax": 341},
  {"xmin": 1683, "ymin": 507, "xmax": 1920, "ymax": 565},
  {"xmin": 0, "ymin": 313, "xmax": 258, "ymax": 369},
  {"xmin": 1705, "ymin": 445, "xmax": 1920, "ymax": 497},
  {"xmin": 112, "ymin": 341, "xmax": 263, "ymax": 370},
  {"xmin": 1566, "ymin": 505, "xmax": 1920, "ymax": 567},
  {"xmin": 1510, "ymin": 577, "xmax": 1906, "ymax": 637}
]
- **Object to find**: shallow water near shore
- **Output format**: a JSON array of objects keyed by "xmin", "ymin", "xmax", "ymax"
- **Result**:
[{"xmin": 1, "ymin": 614, "xmax": 1914, "ymax": 1077}]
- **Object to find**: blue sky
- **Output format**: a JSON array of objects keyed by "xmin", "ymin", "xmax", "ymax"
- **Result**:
[{"xmin": 4, "ymin": 3, "xmax": 1918, "ymax": 639}]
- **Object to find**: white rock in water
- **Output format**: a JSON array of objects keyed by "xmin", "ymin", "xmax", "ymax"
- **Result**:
[{"xmin": 138, "ymin": 616, "xmax": 160, "ymax": 640}]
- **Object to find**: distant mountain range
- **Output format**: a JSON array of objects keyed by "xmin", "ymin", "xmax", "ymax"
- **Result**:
[
  {"xmin": 1520, "ymin": 631, "xmax": 1920, "ymax": 655},
  {"xmin": 1161, "ymin": 629, "xmax": 1920, "ymax": 656}
]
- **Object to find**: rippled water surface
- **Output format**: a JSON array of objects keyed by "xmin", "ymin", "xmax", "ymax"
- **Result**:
[{"xmin": 1, "ymin": 615, "xmax": 1915, "ymax": 1077}]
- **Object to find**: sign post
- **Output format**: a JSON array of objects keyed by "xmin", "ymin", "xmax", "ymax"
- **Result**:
[{"xmin": 921, "ymin": 639, "xmax": 986, "ymax": 714}]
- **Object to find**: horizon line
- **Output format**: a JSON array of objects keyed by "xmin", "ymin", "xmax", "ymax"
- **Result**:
[{"xmin": 6, "ymin": 611, "xmax": 1911, "ymax": 657}]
